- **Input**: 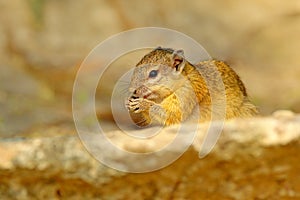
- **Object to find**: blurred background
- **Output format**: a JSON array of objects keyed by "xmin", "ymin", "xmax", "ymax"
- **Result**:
[{"xmin": 0, "ymin": 0, "xmax": 300, "ymax": 138}]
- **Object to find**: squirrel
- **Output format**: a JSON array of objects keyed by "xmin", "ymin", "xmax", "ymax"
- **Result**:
[{"xmin": 125, "ymin": 47, "xmax": 258, "ymax": 127}]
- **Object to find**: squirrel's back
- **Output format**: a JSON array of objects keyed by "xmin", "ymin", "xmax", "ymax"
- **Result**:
[{"xmin": 194, "ymin": 60, "xmax": 258, "ymax": 120}]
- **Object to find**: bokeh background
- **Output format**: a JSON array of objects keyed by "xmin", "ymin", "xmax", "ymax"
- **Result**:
[{"xmin": 1, "ymin": 0, "xmax": 300, "ymax": 137}]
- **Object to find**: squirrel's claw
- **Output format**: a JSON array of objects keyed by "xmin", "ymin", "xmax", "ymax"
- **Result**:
[{"xmin": 125, "ymin": 96, "xmax": 154, "ymax": 113}]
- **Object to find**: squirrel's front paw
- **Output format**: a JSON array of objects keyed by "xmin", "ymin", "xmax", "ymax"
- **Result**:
[{"xmin": 126, "ymin": 96, "xmax": 154, "ymax": 113}]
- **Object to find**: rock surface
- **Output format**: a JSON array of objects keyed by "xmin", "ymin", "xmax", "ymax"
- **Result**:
[{"xmin": 1, "ymin": 113, "xmax": 300, "ymax": 199}]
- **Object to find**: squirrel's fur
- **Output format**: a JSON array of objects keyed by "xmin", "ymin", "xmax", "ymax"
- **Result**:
[{"xmin": 126, "ymin": 47, "xmax": 258, "ymax": 126}]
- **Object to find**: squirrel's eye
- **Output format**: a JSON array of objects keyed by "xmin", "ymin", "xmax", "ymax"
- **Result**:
[{"xmin": 149, "ymin": 70, "xmax": 158, "ymax": 78}]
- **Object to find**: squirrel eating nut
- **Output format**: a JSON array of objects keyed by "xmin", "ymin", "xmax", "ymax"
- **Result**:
[{"xmin": 125, "ymin": 47, "xmax": 258, "ymax": 127}]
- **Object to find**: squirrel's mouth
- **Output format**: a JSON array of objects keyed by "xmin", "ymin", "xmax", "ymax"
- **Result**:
[
  {"xmin": 142, "ymin": 92, "xmax": 152, "ymax": 99},
  {"xmin": 143, "ymin": 91, "xmax": 158, "ymax": 101},
  {"xmin": 144, "ymin": 88, "xmax": 174, "ymax": 103},
  {"xmin": 130, "ymin": 86, "xmax": 152, "ymax": 99},
  {"xmin": 130, "ymin": 85, "xmax": 174, "ymax": 104}
]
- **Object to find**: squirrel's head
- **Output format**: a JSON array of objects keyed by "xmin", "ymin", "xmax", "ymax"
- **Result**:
[{"xmin": 128, "ymin": 47, "xmax": 190, "ymax": 103}]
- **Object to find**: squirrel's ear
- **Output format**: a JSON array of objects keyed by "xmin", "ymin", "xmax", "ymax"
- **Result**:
[{"xmin": 172, "ymin": 49, "xmax": 185, "ymax": 73}]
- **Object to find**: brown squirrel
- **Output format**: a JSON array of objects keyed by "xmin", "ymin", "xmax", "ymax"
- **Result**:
[{"xmin": 125, "ymin": 47, "xmax": 257, "ymax": 127}]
